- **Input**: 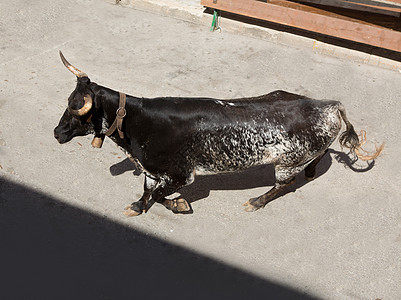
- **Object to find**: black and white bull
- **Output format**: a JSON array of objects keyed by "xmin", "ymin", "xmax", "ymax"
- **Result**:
[{"xmin": 54, "ymin": 52, "xmax": 383, "ymax": 216}]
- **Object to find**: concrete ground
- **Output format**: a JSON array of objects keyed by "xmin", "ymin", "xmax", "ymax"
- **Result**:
[{"xmin": 0, "ymin": 0, "xmax": 400, "ymax": 299}]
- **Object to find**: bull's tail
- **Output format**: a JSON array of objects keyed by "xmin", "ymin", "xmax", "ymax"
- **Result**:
[{"xmin": 338, "ymin": 104, "xmax": 384, "ymax": 161}]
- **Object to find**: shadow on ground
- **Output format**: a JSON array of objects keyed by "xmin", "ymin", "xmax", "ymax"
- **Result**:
[
  {"xmin": 110, "ymin": 149, "xmax": 374, "ymax": 207},
  {"xmin": 111, "ymin": 149, "xmax": 335, "ymax": 205},
  {"xmin": 0, "ymin": 177, "xmax": 319, "ymax": 300}
]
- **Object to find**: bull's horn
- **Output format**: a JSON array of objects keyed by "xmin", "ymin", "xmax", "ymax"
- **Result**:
[
  {"xmin": 69, "ymin": 95, "xmax": 93, "ymax": 116},
  {"xmin": 59, "ymin": 51, "xmax": 88, "ymax": 78}
]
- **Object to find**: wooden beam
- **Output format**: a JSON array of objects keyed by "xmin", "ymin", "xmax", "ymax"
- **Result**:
[
  {"xmin": 201, "ymin": 0, "xmax": 401, "ymax": 52},
  {"xmin": 378, "ymin": 0, "xmax": 401, "ymax": 4},
  {"xmin": 300, "ymin": 0, "xmax": 401, "ymax": 14}
]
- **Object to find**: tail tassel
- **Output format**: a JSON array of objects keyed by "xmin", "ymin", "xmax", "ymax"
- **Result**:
[{"xmin": 354, "ymin": 130, "xmax": 384, "ymax": 161}]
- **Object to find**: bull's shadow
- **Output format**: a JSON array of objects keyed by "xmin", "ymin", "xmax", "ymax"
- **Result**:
[{"xmin": 110, "ymin": 149, "xmax": 374, "ymax": 205}]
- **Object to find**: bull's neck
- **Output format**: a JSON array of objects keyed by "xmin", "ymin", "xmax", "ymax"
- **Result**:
[{"xmin": 95, "ymin": 86, "xmax": 141, "ymax": 139}]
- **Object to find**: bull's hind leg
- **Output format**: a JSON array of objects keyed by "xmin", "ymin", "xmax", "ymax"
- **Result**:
[
  {"xmin": 304, "ymin": 150, "xmax": 328, "ymax": 180},
  {"xmin": 243, "ymin": 164, "xmax": 306, "ymax": 212}
]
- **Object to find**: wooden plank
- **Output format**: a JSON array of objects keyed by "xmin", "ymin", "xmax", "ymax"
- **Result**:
[
  {"xmin": 301, "ymin": 0, "xmax": 401, "ymax": 14},
  {"xmin": 201, "ymin": 0, "xmax": 401, "ymax": 52},
  {"xmin": 380, "ymin": 0, "xmax": 401, "ymax": 4}
]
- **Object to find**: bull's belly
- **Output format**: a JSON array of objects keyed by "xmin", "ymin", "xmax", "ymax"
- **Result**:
[
  {"xmin": 193, "ymin": 150, "xmax": 273, "ymax": 176},
  {"xmin": 190, "ymin": 137, "xmax": 313, "ymax": 176},
  {"xmin": 190, "ymin": 127, "xmax": 340, "ymax": 176},
  {"xmin": 193, "ymin": 159, "xmax": 270, "ymax": 176}
]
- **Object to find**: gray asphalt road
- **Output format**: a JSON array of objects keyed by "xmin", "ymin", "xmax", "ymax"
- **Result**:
[{"xmin": 1, "ymin": 0, "xmax": 400, "ymax": 299}]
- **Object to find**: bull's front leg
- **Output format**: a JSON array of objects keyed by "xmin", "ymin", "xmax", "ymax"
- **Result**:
[
  {"xmin": 124, "ymin": 175, "xmax": 160, "ymax": 217},
  {"xmin": 124, "ymin": 174, "xmax": 193, "ymax": 216},
  {"xmin": 147, "ymin": 173, "xmax": 193, "ymax": 214}
]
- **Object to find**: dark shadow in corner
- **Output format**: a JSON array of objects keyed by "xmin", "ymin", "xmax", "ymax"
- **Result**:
[
  {"xmin": 110, "ymin": 148, "xmax": 375, "ymax": 206},
  {"xmin": 203, "ymin": 8, "xmax": 401, "ymax": 63},
  {"xmin": 0, "ymin": 177, "xmax": 319, "ymax": 300}
]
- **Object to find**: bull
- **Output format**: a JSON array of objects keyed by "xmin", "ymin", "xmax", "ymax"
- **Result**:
[{"xmin": 54, "ymin": 51, "xmax": 383, "ymax": 216}]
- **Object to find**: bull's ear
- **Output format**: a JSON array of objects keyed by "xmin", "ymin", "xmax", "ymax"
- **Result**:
[{"xmin": 59, "ymin": 51, "xmax": 88, "ymax": 78}]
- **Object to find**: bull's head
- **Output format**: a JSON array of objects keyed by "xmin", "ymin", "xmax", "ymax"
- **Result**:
[{"xmin": 54, "ymin": 51, "xmax": 104, "ymax": 147}]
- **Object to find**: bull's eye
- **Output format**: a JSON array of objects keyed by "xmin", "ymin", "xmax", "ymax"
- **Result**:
[
  {"xmin": 69, "ymin": 113, "xmax": 86, "ymax": 126},
  {"xmin": 70, "ymin": 114, "xmax": 82, "ymax": 121},
  {"xmin": 73, "ymin": 114, "xmax": 91, "ymax": 125},
  {"xmin": 80, "ymin": 115, "xmax": 92, "ymax": 125}
]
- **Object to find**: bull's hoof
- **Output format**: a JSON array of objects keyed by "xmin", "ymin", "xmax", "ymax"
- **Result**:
[
  {"xmin": 243, "ymin": 198, "xmax": 263, "ymax": 212},
  {"xmin": 305, "ymin": 175, "xmax": 315, "ymax": 181},
  {"xmin": 123, "ymin": 204, "xmax": 143, "ymax": 217},
  {"xmin": 161, "ymin": 198, "xmax": 193, "ymax": 214}
]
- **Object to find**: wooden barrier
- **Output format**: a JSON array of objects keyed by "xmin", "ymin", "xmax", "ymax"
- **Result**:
[{"xmin": 201, "ymin": 0, "xmax": 401, "ymax": 52}]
